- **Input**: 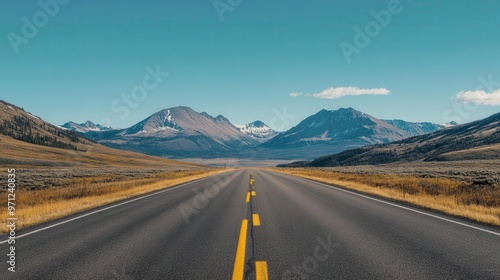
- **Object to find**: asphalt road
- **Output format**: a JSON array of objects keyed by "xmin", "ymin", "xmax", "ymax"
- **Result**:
[{"xmin": 1, "ymin": 169, "xmax": 499, "ymax": 279}]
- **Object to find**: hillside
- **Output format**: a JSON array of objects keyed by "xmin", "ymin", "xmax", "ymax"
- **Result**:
[
  {"xmin": 0, "ymin": 100, "xmax": 89, "ymax": 150},
  {"xmin": 0, "ymin": 100, "xmax": 198, "ymax": 169}
]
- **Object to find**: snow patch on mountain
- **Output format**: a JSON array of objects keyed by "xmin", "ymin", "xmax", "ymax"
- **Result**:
[
  {"xmin": 235, "ymin": 121, "xmax": 278, "ymax": 141},
  {"xmin": 382, "ymin": 119, "xmax": 446, "ymax": 136}
]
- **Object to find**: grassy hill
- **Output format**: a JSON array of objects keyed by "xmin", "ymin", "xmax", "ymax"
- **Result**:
[{"xmin": 0, "ymin": 100, "xmax": 198, "ymax": 169}]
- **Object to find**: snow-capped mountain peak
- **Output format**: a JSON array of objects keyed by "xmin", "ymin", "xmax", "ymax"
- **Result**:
[{"xmin": 235, "ymin": 120, "xmax": 278, "ymax": 141}]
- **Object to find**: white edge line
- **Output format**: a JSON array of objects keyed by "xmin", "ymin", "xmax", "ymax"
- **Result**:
[
  {"xmin": 270, "ymin": 170, "xmax": 500, "ymax": 237},
  {"xmin": 0, "ymin": 170, "xmax": 236, "ymax": 244}
]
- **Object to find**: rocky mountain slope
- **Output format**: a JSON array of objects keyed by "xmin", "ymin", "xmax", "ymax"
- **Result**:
[{"xmin": 262, "ymin": 108, "xmax": 413, "ymax": 149}]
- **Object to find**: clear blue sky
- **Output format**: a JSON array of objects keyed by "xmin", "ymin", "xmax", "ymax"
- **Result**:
[{"xmin": 1, "ymin": 0, "xmax": 499, "ymax": 130}]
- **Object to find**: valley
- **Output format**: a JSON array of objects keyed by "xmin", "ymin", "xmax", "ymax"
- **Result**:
[{"xmin": 3, "ymin": 2, "xmax": 500, "ymax": 279}]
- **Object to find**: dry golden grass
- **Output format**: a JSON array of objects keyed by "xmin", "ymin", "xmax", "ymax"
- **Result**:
[
  {"xmin": 0, "ymin": 169, "xmax": 231, "ymax": 233},
  {"xmin": 269, "ymin": 168, "xmax": 500, "ymax": 226}
]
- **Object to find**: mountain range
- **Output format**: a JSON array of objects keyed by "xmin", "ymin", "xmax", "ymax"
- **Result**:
[
  {"xmin": 4, "ymin": 99, "xmax": 498, "ymax": 163},
  {"xmin": 62, "ymin": 106, "xmax": 452, "ymax": 159},
  {"xmin": 283, "ymin": 112, "xmax": 500, "ymax": 167},
  {"xmin": 262, "ymin": 108, "xmax": 448, "ymax": 149},
  {"xmin": 381, "ymin": 119, "xmax": 452, "ymax": 136},
  {"xmin": 61, "ymin": 121, "xmax": 114, "ymax": 133},
  {"xmin": 81, "ymin": 106, "xmax": 263, "ymax": 158}
]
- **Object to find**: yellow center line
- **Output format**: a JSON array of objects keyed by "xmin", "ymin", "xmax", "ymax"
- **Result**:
[
  {"xmin": 239, "ymin": 179, "xmax": 267, "ymax": 279},
  {"xmin": 252, "ymin": 214, "xmax": 261, "ymax": 226},
  {"xmin": 255, "ymin": 261, "xmax": 269, "ymax": 280},
  {"xmin": 232, "ymin": 220, "xmax": 248, "ymax": 280}
]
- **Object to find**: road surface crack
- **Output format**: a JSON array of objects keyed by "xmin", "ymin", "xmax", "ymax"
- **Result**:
[{"xmin": 244, "ymin": 173, "xmax": 257, "ymax": 279}]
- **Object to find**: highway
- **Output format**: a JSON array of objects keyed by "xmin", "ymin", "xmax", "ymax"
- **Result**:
[{"xmin": 1, "ymin": 169, "xmax": 499, "ymax": 279}]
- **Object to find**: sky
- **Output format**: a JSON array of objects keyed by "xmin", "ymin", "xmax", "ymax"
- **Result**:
[{"xmin": 1, "ymin": 0, "xmax": 499, "ymax": 131}]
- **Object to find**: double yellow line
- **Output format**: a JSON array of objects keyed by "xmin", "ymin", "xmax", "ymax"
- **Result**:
[
  {"xmin": 245, "ymin": 191, "xmax": 256, "ymax": 202},
  {"xmin": 232, "ymin": 219, "xmax": 268, "ymax": 280},
  {"xmin": 232, "ymin": 175, "xmax": 268, "ymax": 280}
]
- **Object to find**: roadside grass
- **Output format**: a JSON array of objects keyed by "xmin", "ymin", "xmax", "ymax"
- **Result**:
[
  {"xmin": 0, "ymin": 169, "xmax": 230, "ymax": 233},
  {"xmin": 269, "ymin": 168, "xmax": 500, "ymax": 226}
]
